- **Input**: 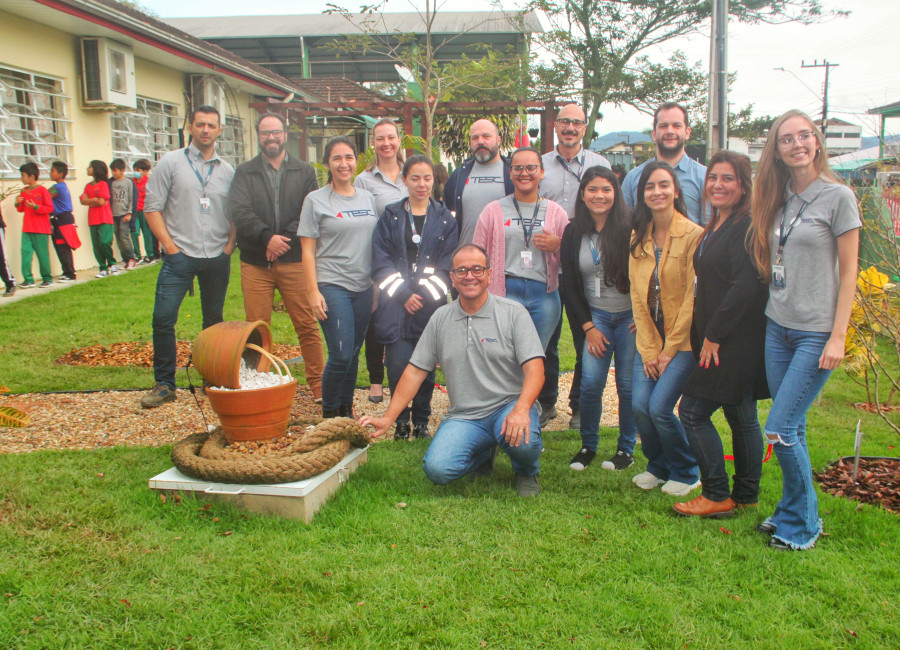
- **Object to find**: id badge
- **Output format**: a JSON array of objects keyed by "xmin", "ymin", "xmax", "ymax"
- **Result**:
[
  {"xmin": 594, "ymin": 275, "xmax": 602, "ymax": 297},
  {"xmin": 520, "ymin": 250, "xmax": 533, "ymax": 270},
  {"xmin": 772, "ymin": 264, "xmax": 786, "ymax": 289},
  {"xmin": 199, "ymin": 197, "xmax": 211, "ymax": 214}
]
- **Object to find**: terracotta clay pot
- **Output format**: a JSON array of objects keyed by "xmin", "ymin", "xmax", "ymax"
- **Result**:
[
  {"xmin": 192, "ymin": 320, "xmax": 273, "ymax": 389},
  {"xmin": 206, "ymin": 379, "xmax": 298, "ymax": 442}
]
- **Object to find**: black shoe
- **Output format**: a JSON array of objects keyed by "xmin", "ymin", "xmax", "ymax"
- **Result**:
[
  {"xmin": 472, "ymin": 446, "xmax": 497, "ymax": 477},
  {"xmin": 394, "ymin": 422, "xmax": 411, "ymax": 441},
  {"xmin": 539, "ymin": 405, "xmax": 558, "ymax": 428},
  {"xmin": 767, "ymin": 537, "xmax": 795, "ymax": 551},
  {"xmin": 3, "ymin": 285, "xmax": 15, "ymax": 297},
  {"xmin": 338, "ymin": 404, "xmax": 354, "ymax": 418},
  {"xmin": 322, "ymin": 408, "xmax": 340, "ymax": 418},
  {"xmin": 757, "ymin": 521, "xmax": 777, "ymax": 536},
  {"xmin": 412, "ymin": 424, "xmax": 429, "ymax": 439},
  {"xmin": 569, "ymin": 448, "xmax": 596, "ymax": 471},
  {"xmin": 601, "ymin": 450, "xmax": 635, "ymax": 471}
]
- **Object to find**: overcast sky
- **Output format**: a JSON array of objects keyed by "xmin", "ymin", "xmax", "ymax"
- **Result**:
[{"xmin": 143, "ymin": 0, "xmax": 900, "ymax": 137}]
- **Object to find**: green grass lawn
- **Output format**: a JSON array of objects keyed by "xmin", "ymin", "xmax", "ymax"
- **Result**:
[{"xmin": 1, "ymin": 258, "xmax": 898, "ymax": 647}]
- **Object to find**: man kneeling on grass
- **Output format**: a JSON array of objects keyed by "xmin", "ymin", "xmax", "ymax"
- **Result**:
[{"xmin": 359, "ymin": 244, "xmax": 545, "ymax": 497}]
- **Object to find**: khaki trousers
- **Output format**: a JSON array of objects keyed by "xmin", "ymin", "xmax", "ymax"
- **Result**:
[{"xmin": 240, "ymin": 261, "xmax": 325, "ymax": 398}]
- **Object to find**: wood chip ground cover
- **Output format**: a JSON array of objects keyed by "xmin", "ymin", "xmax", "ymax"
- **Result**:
[
  {"xmin": 55, "ymin": 341, "xmax": 306, "ymax": 368},
  {"xmin": 815, "ymin": 457, "xmax": 900, "ymax": 513}
]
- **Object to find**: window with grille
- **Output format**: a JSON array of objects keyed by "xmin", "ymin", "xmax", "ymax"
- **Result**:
[
  {"xmin": 111, "ymin": 97, "xmax": 182, "ymax": 167},
  {"xmin": 217, "ymin": 115, "xmax": 245, "ymax": 168},
  {"xmin": 0, "ymin": 66, "xmax": 72, "ymax": 179}
]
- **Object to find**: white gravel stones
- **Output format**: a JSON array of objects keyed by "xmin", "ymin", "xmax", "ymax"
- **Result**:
[{"xmin": 211, "ymin": 360, "xmax": 293, "ymax": 391}]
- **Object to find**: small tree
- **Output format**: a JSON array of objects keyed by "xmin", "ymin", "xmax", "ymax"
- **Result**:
[
  {"xmin": 843, "ymin": 186, "xmax": 900, "ymax": 435},
  {"xmin": 325, "ymin": 1, "xmax": 530, "ymax": 157}
]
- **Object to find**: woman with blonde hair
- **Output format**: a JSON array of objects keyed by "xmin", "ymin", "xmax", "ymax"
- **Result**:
[
  {"xmin": 355, "ymin": 118, "xmax": 408, "ymax": 404},
  {"xmin": 749, "ymin": 109, "xmax": 860, "ymax": 550}
]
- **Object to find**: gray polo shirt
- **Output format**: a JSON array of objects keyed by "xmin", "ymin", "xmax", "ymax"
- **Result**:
[
  {"xmin": 144, "ymin": 144, "xmax": 234, "ymax": 258},
  {"xmin": 354, "ymin": 167, "xmax": 408, "ymax": 216},
  {"xmin": 409, "ymin": 294, "xmax": 545, "ymax": 420},
  {"xmin": 766, "ymin": 178, "xmax": 860, "ymax": 333},
  {"xmin": 460, "ymin": 159, "xmax": 507, "ymax": 245},
  {"xmin": 263, "ymin": 155, "xmax": 287, "ymax": 228},
  {"xmin": 297, "ymin": 185, "xmax": 378, "ymax": 292},
  {"xmin": 622, "ymin": 153, "xmax": 707, "ymax": 225},
  {"xmin": 540, "ymin": 148, "xmax": 611, "ymax": 219}
]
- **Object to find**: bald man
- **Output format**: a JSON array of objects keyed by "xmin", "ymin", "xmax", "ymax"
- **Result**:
[
  {"xmin": 444, "ymin": 119, "xmax": 514, "ymax": 246},
  {"xmin": 538, "ymin": 104, "xmax": 611, "ymax": 430}
]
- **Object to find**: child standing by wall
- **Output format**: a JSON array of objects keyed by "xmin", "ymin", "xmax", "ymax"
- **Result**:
[
  {"xmin": 15, "ymin": 162, "xmax": 54, "ymax": 288},
  {"xmin": 49, "ymin": 161, "xmax": 79, "ymax": 282},
  {"xmin": 109, "ymin": 159, "xmax": 137, "ymax": 270},
  {"xmin": 131, "ymin": 159, "xmax": 156, "ymax": 264},
  {"xmin": 80, "ymin": 160, "xmax": 118, "ymax": 277}
]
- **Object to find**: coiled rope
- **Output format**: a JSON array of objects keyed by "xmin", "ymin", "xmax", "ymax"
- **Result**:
[{"xmin": 171, "ymin": 417, "xmax": 370, "ymax": 484}]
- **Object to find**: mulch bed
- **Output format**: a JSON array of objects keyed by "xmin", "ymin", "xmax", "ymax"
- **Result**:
[
  {"xmin": 815, "ymin": 457, "xmax": 900, "ymax": 513},
  {"xmin": 55, "ymin": 341, "xmax": 305, "ymax": 368}
]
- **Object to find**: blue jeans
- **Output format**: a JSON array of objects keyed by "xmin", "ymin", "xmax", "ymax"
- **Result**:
[
  {"xmin": 152, "ymin": 251, "xmax": 231, "ymax": 388},
  {"xmin": 423, "ymin": 401, "xmax": 542, "ymax": 484},
  {"xmin": 679, "ymin": 393, "xmax": 763, "ymax": 504},
  {"xmin": 632, "ymin": 350, "xmax": 698, "ymax": 484},
  {"xmin": 579, "ymin": 308, "xmax": 637, "ymax": 453},
  {"xmin": 763, "ymin": 319, "xmax": 832, "ymax": 549},
  {"xmin": 385, "ymin": 337, "xmax": 435, "ymax": 426},
  {"xmin": 504, "ymin": 277, "xmax": 561, "ymax": 350},
  {"xmin": 317, "ymin": 283, "xmax": 373, "ymax": 411}
]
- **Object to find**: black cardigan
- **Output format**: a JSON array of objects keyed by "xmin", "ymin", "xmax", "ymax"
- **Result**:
[{"xmin": 681, "ymin": 214, "xmax": 769, "ymax": 404}]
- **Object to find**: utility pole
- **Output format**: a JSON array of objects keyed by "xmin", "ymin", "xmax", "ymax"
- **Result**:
[
  {"xmin": 707, "ymin": 0, "xmax": 729, "ymax": 159},
  {"xmin": 801, "ymin": 59, "xmax": 839, "ymax": 138}
]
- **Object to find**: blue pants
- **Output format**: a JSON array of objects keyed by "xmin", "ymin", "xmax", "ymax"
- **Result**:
[
  {"xmin": 423, "ymin": 401, "xmax": 542, "ymax": 484},
  {"xmin": 152, "ymin": 251, "xmax": 231, "ymax": 388},
  {"xmin": 385, "ymin": 337, "xmax": 435, "ymax": 426},
  {"xmin": 763, "ymin": 319, "xmax": 832, "ymax": 549},
  {"xmin": 579, "ymin": 308, "xmax": 637, "ymax": 453},
  {"xmin": 317, "ymin": 283, "xmax": 373, "ymax": 411},
  {"xmin": 679, "ymin": 393, "xmax": 763, "ymax": 504},
  {"xmin": 632, "ymin": 350, "xmax": 698, "ymax": 484},
  {"xmin": 504, "ymin": 277, "xmax": 561, "ymax": 350}
]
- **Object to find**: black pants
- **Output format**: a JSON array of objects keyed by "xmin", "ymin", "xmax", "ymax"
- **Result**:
[
  {"xmin": 365, "ymin": 320, "xmax": 385, "ymax": 385},
  {"xmin": 53, "ymin": 238, "xmax": 76, "ymax": 278},
  {"xmin": 0, "ymin": 227, "xmax": 14, "ymax": 289}
]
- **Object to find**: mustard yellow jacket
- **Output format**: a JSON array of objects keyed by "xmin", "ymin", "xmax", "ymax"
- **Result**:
[{"xmin": 629, "ymin": 211, "xmax": 704, "ymax": 363}]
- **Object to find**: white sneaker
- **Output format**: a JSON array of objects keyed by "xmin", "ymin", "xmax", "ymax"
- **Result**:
[
  {"xmin": 110, "ymin": 265, "xmax": 121, "ymax": 275},
  {"xmin": 661, "ymin": 479, "xmax": 702, "ymax": 496},
  {"xmin": 632, "ymin": 471, "xmax": 664, "ymax": 490},
  {"xmin": 95, "ymin": 270, "xmax": 109, "ymax": 278}
]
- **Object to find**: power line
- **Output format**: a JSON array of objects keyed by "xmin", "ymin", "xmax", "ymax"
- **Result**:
[{"xmin": 801, "ymin": 59, "xmax": 840, "ymax": 136}]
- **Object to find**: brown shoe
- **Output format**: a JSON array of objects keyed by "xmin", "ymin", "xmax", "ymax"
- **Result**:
[{"xmin": 673, "ymin": 495, "xmax": 735, "ymax": 519}]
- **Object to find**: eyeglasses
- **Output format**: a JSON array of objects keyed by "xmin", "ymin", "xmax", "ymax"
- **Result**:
[
  {"xmin": 259, "ymin": 129, "xmax": 285, "ymax": 138},
  {"xmin": 451, "ymin": 265, "xmax": 489, "ymax": 278},
  {"xmin": 511, "ymin": 164, "xmax": 541, "ymax": 175},
  {"xmin": 777, "ymin": 131, "xmax": 815, "ymax": 148},
  {"xmin": 557, "ymin": 118, "xmax": 586, "ymax": 127}
]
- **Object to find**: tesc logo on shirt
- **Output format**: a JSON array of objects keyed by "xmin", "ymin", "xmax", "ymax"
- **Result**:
[
  {"xmin": 335, "ymin": 209, "xmax": 376, "ymax": 219},
  {"xmin": 481, "ymin": 337, "xmax": 499, "ymax": 343},
  {"xmin": 466, "ymin": 177, "xmax": 503, "ymax": 184}
]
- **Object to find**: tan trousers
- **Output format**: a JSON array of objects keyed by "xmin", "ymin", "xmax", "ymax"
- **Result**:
[{"xmin": 240, "ymin": 261, "xmax": 324, "ymax": 399}]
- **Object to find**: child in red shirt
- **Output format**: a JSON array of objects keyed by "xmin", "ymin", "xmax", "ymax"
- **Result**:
[
  {"xmin": 80, "ymin": 160, "xmax": 118, "ymax": 277},
  {"xmin": 15, "ymin": 162, "xmax": 54, "ymax": 288}
]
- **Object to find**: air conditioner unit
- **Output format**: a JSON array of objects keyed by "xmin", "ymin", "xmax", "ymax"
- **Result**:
[
  {"xmin": 80, "ymin": 37, "xmax": 136, "ymax": 109},
  {"xmin": 191, "ymin": 75, "xmax": 227, "ymax": 125}
]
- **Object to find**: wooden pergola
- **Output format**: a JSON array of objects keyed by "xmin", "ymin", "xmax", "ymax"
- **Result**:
[{"xmin": 249, "ymin": 98, "xmax": 560, "ymax": 158}]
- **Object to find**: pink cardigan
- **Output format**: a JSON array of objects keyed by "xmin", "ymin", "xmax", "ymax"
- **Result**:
[{"xmin": 473, "ymin": 197, "xmax": 568, "ymax": 296}]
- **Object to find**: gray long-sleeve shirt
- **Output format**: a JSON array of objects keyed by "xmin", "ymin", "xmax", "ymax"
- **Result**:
[{"xmin": 144, "ymin": 143, "xmax": 234, "ymax": 258}]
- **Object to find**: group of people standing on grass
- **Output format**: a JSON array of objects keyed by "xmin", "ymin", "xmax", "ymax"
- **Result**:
[{"xmin": 137, "ymin": 100, "xmax": 858, "ymax": 552}]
